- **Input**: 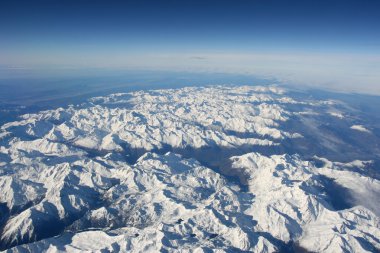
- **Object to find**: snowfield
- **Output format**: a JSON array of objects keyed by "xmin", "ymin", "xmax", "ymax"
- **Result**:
[{"xmin": 0, "ymin": 85, "xmax": 379, "ymax": 252}]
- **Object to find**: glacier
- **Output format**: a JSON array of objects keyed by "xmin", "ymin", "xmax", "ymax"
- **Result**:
[{"xmin": 0, "ymin": 85, "xmax": 379, "ymax": 252}]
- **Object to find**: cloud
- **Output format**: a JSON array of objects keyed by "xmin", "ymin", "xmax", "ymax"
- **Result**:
[
  {"xmin": 189, "ymin": 56, "xmax": 207, "ymax": 60},
  {"xmin": 118, "ymin": 52, "xmax": 380, "ymax": 95},
  {"xmin": 1, "ymin": 49, "xmax": 380, "ymax": 95}
]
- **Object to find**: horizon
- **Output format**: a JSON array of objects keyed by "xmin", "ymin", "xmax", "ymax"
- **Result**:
[
  {"xmin": 1, "ymin": 0, "xmax": 380, "ymax": 94},
  {"xmin": 1, "ymin": 2, "xmax": 380, "ymax": 252}
]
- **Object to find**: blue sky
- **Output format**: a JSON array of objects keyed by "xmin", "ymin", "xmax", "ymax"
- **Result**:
[{"xmin": 1, "ymin": 0, "xmax": 380, "ymax": 93}]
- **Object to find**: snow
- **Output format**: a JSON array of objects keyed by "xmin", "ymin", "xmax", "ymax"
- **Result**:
[
  {"xmin": 1, "ymin": 86, "xmax": 301, "ymax": 154},
  {"xmin": 0, "ymin": 85, "xmax": 379, "ymax": 252},
  {"xmin": 229, "ymin": 152, "xmax": 380, "ymax": 252}
]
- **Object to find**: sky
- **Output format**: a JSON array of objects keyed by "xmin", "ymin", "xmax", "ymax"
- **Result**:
[{"xmin": 1, "ymin": 0, "xmax": 380, "ymax": 94}]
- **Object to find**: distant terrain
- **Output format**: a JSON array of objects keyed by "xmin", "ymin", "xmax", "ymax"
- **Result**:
[{"xmin": 0, "ymin": 83, "xmax": 379, "ymax": 252}]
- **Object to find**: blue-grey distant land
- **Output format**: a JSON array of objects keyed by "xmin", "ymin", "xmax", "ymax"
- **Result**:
[{"xmin": 0, "ymin": 0, "xmax": 380, "ymax": 252}]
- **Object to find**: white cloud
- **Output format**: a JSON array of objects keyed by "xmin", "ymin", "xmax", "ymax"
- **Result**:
[
  {"xmin": 1, "ymin": 49, "xmax": 380, "ymax": 95},
  {"xmin": 350, "ymin": 124, "xmax": 371, "ymax": 133}
]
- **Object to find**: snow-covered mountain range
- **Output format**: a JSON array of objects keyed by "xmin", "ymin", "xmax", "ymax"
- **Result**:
[{"xmin": 0, "ymin": 85, "xmax": 379, "ymax": 252}]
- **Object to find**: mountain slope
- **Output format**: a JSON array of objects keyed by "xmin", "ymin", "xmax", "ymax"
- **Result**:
[{"xmin": 0, "ymin": 85, "xmax": 379, "ymax": 252}]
